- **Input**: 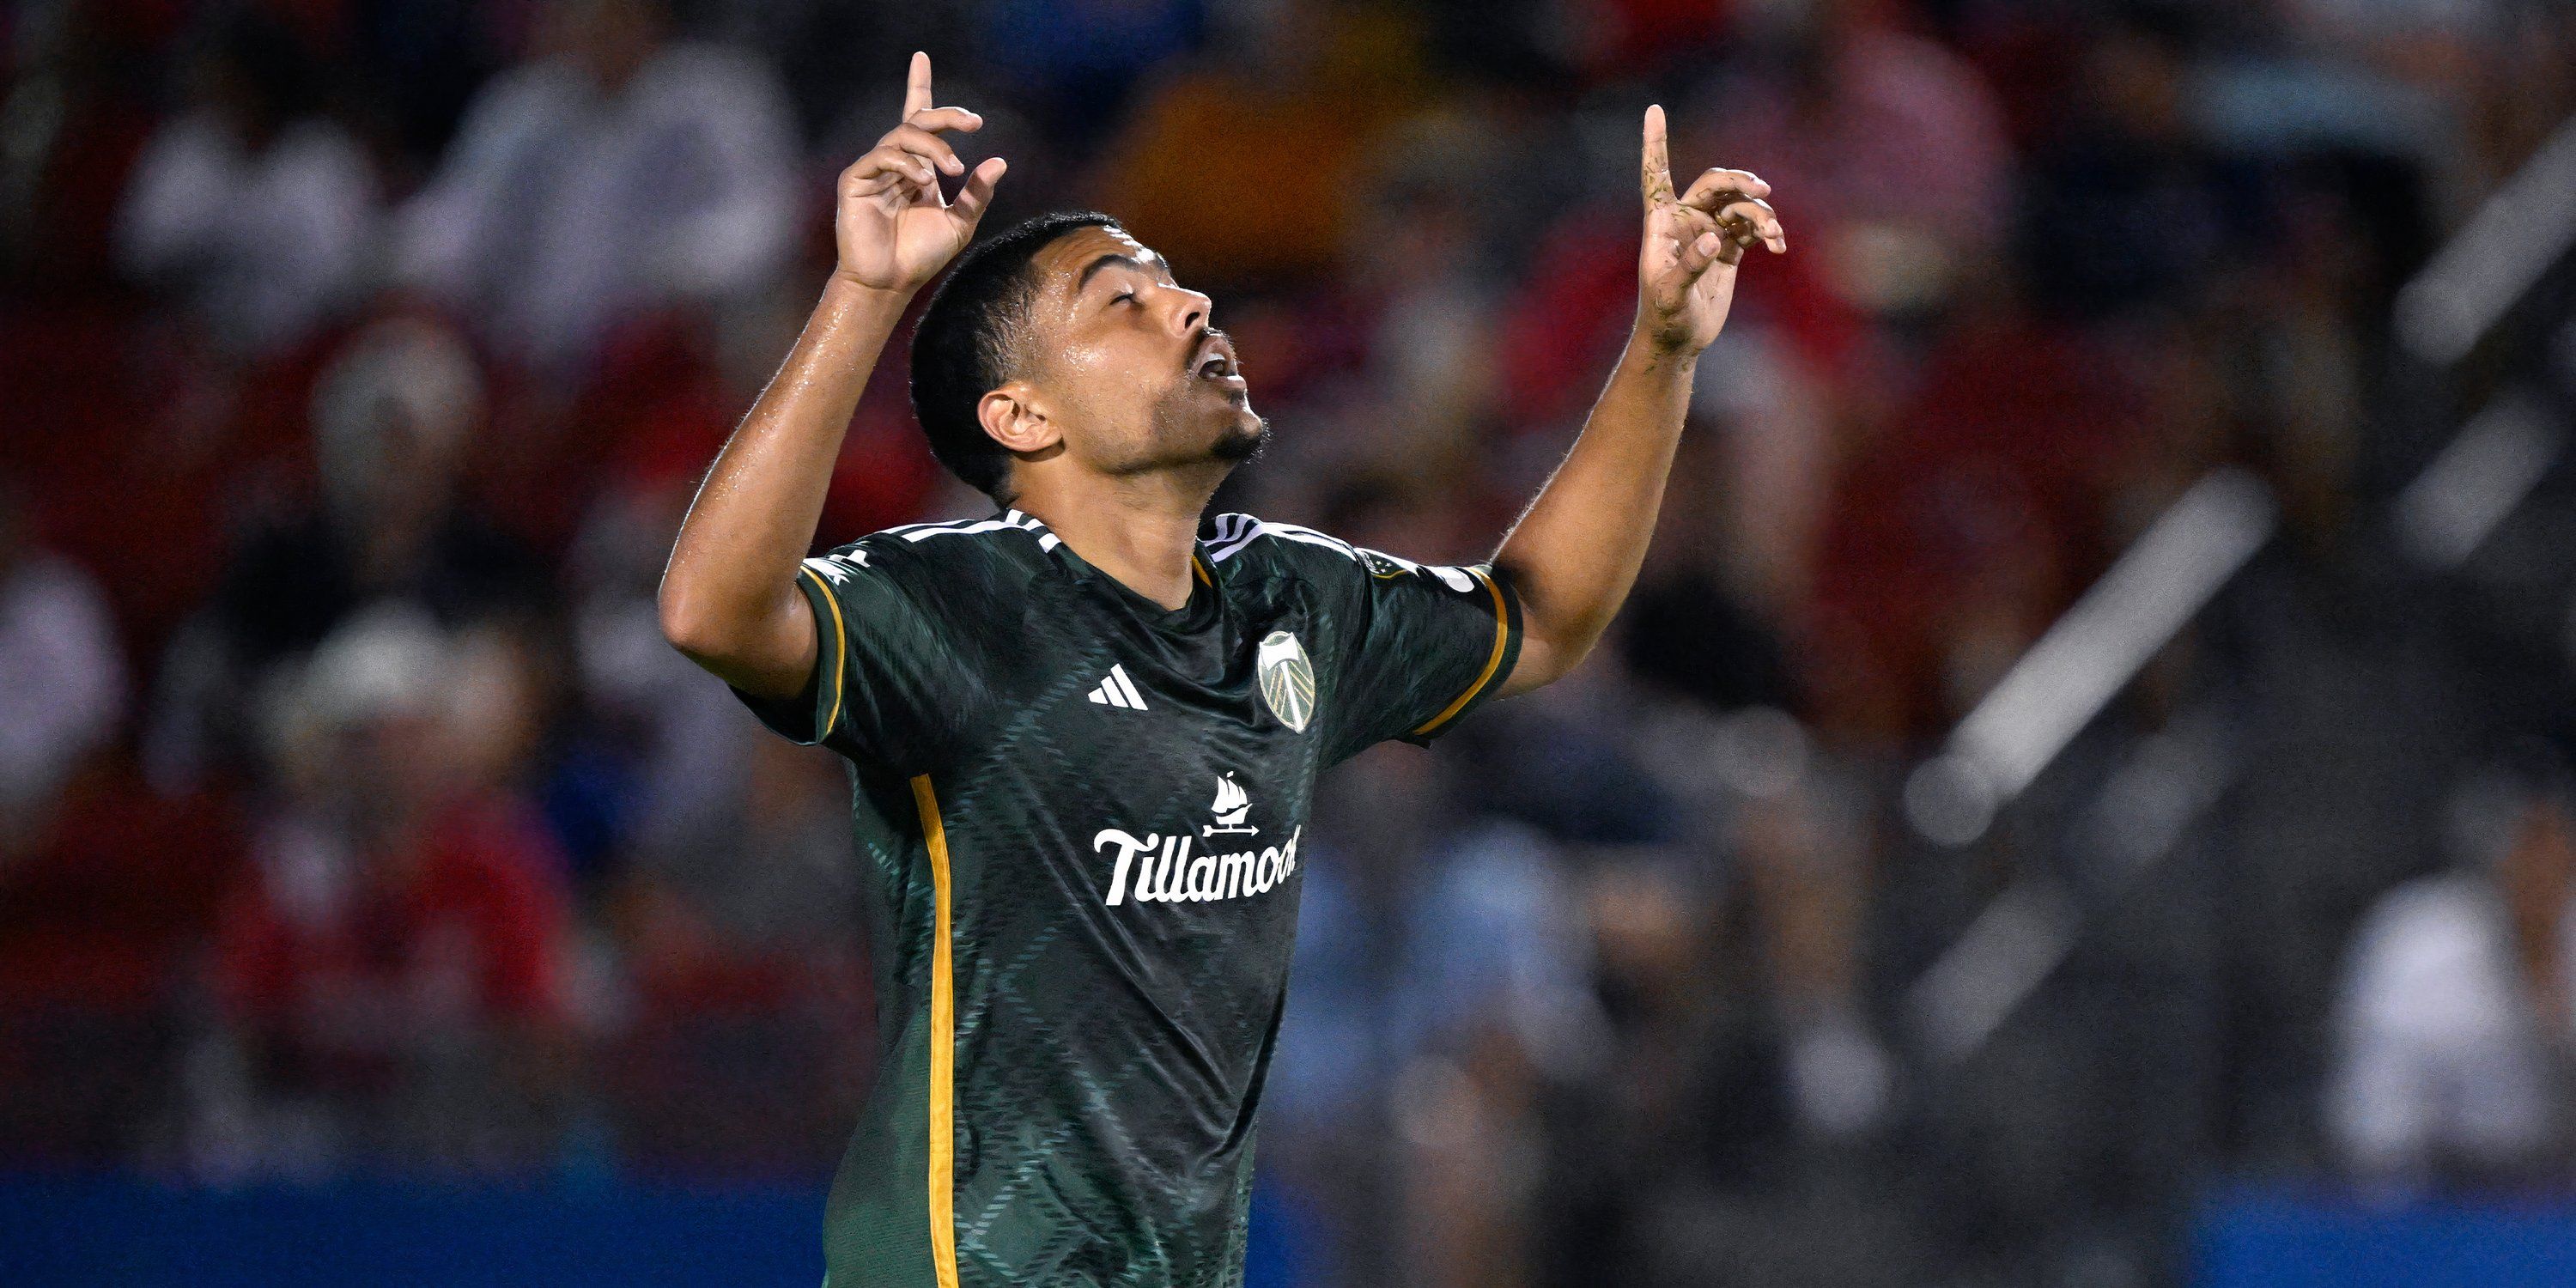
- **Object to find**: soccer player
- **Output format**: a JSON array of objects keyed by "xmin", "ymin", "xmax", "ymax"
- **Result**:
[{"xmin": 658, "ymin": 52, "xmax": 1784, "ymax": 1288}]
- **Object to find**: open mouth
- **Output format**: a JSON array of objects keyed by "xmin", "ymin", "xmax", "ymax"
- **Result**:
[{"xmin": 1190, "ymin": 333, "xmax": 1242, "ymax": 382}]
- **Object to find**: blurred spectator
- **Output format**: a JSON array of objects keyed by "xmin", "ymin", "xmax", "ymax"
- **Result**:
[
  {"xmin": 1093, "ymin": 0, "xmax": 1419, "ymax": 290},
  {"xmin": 1616, "ymin": 427, "xmax": 1802, "ymax": 714},
  {"xmin": 1273, "ymin": 738, "xmax": 1603, "ymax": 1287},
  {"xmin": 1802, "ymin": 280, "xmax": 2163, "ymax": 739},
  {"xmin": 0, "ymin": 761, "xmax": 244, "ymax": 1162},
  {"xmin": 1704, "ymin": 0, "xmax": 2012, "ymax": 319},
  {"xmin": 113, "ymin": 11, "xmax": 377, "ymax": 358},
  {"xmin": 603, "ymin": 732, "xmax": 869, "ymax": 1174},
  {"xmin": 145, "ymin": 315, "xmax": 543, "ymax": 788},
  {"xmin": 1621, "ymin": 437, "xmax": 1898, "ymax": 1147},
  {"xmin": 196, "ymin": 605, "xmax": 572, "ymax": 1177},
  {"xmin": 2269, "ymin": 0, "xmax": 2576, "ymax": 197},
  {"xmin": 2015, "ymin": 10, "xmax": 2252, "ymax": 322},
  {"xmin": 0, "ymin": 0, "xmax": 167, "ymax": 289},
  {"xmin": 1322, "ymin": 111, "xmax": 1515, "ymax": 472},
  {"xmin": 568, "ymin": 482, "xmax": 756, "ymax": 865},
  {"xmin": 392, "ymin": 0, "xmax": 799, "ymax": 379},
  {"xmin": 977, "ymin": 0, "xmax": 1204, "ymax": 149},
  {"xmin": 0, "ymin": 478, "xmax": 125, "ymax": 856},
  {"xmin": 621, "ymin": 733, "xmax": 860, "ymax": 969},
  {"xmin": 568, "ymin": 481, "xmax": 870, "ymax": 1176},
  {"xmin": 2328, "ymin": 751, "xmax": 2576, "ymax": 1188}
]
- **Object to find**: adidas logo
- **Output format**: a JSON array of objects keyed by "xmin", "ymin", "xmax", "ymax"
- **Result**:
[{"xmin": 1086, "ymin": 664, "xmax": 1149, "ymax": 711}]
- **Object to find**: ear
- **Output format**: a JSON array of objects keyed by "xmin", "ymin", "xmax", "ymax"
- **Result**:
[{"xmin": 977, "ymin": 382, "xmax": 1060, "ymax": 457}]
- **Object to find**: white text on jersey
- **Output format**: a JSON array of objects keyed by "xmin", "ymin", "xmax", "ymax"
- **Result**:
[{"xmin": 1096, "ymin": 827, "xmax": 1303, "ymax": 906}]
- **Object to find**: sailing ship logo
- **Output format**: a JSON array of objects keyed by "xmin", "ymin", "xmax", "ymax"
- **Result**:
[
  {"xmin": 1256, "ymin": 630, "xmax": 1315, "ymax": 732},
  {"xmin": 1202, "ymin": 773, "xmax": 1259, "ymax": 837}
]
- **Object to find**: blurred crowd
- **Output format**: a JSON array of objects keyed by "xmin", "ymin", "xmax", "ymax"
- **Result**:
[{"xmin": 4, "ymin": 0, "xmax": 2576, "ymax": 1284}]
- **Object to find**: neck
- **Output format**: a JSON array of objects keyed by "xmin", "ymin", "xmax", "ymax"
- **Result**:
[{"xmin": 1013, "ymin": 466, "xmax": 1223, "ymax": 611}]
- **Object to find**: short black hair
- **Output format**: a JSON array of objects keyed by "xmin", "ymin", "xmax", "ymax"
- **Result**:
[{"xmin": 909, "ymin": 210, "xmax": 1118, "ymax": 501}]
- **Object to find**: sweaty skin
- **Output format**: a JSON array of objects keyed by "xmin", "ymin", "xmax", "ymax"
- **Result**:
[
  {"xmin": 965, "ymin": 223, "xmax": 1266, "ymax": 613},
  {"xmin": 658, "ymin": 55, "xmax": 1784, "ymax": 713}
]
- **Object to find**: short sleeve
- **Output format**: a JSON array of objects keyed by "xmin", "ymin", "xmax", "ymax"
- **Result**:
[
  {"xmin": 1315, "ymin": 546, "xmax": 1523, "ymax": 765},
  {"xmin": 726, "ymin": 544, "xmax": 982, "ymax": 775}
]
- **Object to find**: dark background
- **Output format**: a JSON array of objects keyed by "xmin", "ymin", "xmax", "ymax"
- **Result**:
[{"xmin": 4, "ymin": 0, "xmax": 2576, "ymax": 1284}]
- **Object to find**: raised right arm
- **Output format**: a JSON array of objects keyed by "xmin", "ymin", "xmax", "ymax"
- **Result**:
[{"xmin": 658, "ymin": 52, "xmax": 1005, "ymax": 700}]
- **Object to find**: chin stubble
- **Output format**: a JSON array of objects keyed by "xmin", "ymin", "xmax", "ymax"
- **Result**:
[{"xmin": 1210, "ymin": 415, "xmax": 1271, "ymax": 464}]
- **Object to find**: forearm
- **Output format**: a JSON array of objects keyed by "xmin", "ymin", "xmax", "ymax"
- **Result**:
[
  {"xmin": 658, "ymin": 276, "xmax": 910, "ymax": 685},
  {"xmin": 1492, "ymin": 320, "xmax": 1695, "ymax": 694}
]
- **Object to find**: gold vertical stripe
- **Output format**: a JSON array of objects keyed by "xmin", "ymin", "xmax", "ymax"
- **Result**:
[
  {"xmin": 908, "ymin": 775, "xmax": 959, "ymax": 1288},
  {"xmin": 1410, "ymin": 566, "xmax": 1510, "ymax": 737},
  {"xmin": 799, "ymin": 563, "xmax": 849, "ymax": 742},
  {"xmin": 1191, "ymin": 553, "xmax": 1213, "ymax": 586}
]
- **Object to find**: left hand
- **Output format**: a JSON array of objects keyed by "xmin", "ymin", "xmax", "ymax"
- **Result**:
[{"xmin": 1636, "ymin": 104, "xmax": 1786, "ymax": 356}]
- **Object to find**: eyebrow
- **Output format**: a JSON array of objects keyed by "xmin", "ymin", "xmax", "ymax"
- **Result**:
[{"xmin": 1074, "ymin": 251, "xmax": 1159, "ymax": 291}]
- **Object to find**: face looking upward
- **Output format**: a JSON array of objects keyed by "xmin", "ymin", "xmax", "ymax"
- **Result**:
[{"xmin": 983, "ymin": 225, "xmax": 1267, "ymax": 484}]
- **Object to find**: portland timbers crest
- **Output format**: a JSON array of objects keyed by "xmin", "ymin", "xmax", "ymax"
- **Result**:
[{"xmin": 1256, "ymin": 630, "xmax": 1316, "ymax": 732}]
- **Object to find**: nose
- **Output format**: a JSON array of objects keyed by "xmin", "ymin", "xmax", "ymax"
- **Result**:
[{"xmin": 1165, "ymin": 286, "xmax": 1212, "ymax": 338}]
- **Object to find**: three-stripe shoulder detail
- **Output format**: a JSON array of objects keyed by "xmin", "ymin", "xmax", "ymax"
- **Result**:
[
  {"xmin": 1206, "ymin": 513, "xmax": 1359, "ymax": 565},
  {"xmin": 864, "ymin": 510, "xmax": 1060, "ymax": 554}
]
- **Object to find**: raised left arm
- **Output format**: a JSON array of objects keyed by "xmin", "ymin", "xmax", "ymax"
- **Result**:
[{"xmin": 1491, "ymin": 103, "xmax": 1785, "ymax": 696}]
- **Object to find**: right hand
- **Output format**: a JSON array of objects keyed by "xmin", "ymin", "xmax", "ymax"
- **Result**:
[
  {"xmin": 834, "ymin": 52, "xmax": 1005, "ymax": 294},
  {"xmin": 1633, "ymin": 104, "xmax": 1784, "ymax": 357}
]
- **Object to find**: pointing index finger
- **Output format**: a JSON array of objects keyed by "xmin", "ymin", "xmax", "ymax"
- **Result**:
[
  {"xmin": 1641, "ymin": 104, "xmax": 1674, "ymax": 210},
  {"xmin": 903, "ymin": 51, "xmax": 933, "ymax": 120}
]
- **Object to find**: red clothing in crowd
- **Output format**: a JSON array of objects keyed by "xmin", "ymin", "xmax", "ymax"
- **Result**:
[{"xmin": 214, "ymin": 794, "xmax": 570, "ymax": 1079}]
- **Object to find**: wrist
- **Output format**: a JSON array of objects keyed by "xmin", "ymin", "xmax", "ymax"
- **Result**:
[
  {"xmin": 1630, "ymin": 298, "xmax": 1706, "ymax": 356},
  {"xmin": 823, "ymin": 270, "xmax": 920, "ymax": 312},
  {"xmin": 1625, "ymin": 316, "xmax": 1704, "ymax": 369}
]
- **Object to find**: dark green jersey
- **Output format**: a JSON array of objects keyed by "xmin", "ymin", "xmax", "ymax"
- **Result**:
[{"xmin": 727, "ymin": 507, "xmax": 1522, "ymax": 1288}]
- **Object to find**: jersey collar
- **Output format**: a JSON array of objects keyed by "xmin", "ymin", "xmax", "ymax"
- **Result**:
[{"xmin": 998, "ymin": 507, "xmax": 1223, "ymax": 633}]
